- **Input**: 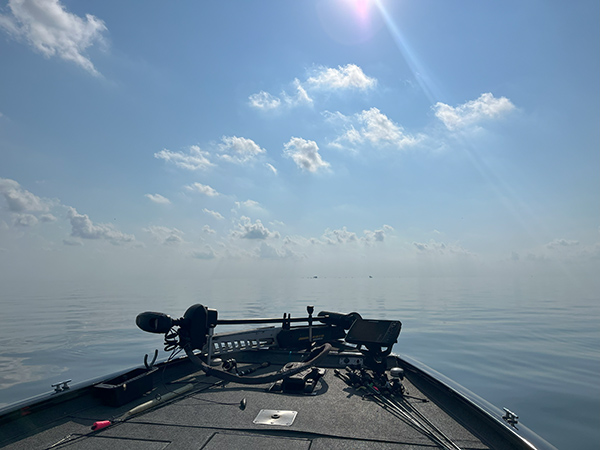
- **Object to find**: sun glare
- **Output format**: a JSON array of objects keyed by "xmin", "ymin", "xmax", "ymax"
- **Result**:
[
  {"xmin": 317, "ymin": 0, "xmax": 384, "ymax": 45},
  {"xmin": 345, "ymin": 0, "xmax": 374, "ymax": 25}
]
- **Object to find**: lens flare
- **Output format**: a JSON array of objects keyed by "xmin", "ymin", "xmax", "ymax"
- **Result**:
[
  {"xmin": 317, "ymin": 0, "xmax": 384, "ymax": 45},
  {"xmin": 372, "ymin": 0, "xmax": 440, "ymax": 103}
]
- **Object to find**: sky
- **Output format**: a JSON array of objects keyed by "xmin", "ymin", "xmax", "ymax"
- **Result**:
[{"xmin": 0, "ymin": 0, "xmax": 598, "ymax": 282}]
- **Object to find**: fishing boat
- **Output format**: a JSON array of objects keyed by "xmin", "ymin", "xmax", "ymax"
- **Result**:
[{"xmin": 0, "ymin": 304, "xmax": 557, "ymax": 449}]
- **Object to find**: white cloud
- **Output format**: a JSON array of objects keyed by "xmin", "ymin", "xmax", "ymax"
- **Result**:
[
  {"xmin": 0, "ymin": 177, "xmax": 50, "ymax": 212},
  {"xmin": 322, "ymin": 227, "xmax": 358, "ymax": 245},
  {"xmin": 202, "ymin": 208, "xmax": 224, "ymax": 220},
  {"xmin": 0, "ymin": 0, "xmax": 107, "ymax": 76},
  {"xmin": 192, "ymin": 245, "xmax": 216, "ymax": 260},
  {"xmin": 67, "ymin": 207, "xmax": 134, "ymax": 244},
  {"xmin": 288, "ymin": 224, "xmax": 393, "ymax": 251},
  {"xmin": 202, "ymin": 225, "xmax": 216, "ymax": 234},
  {"xmin": 145, "ymin": 193, "xmax": 171, "ymax": 204},
  {"xmin": 256, "ymin": 242, "xmax": 298, "ymax": 260},
  {"xmin": 265, "ymin": 163, "xmax": 278, "ymax": 174},
  {"xmin": 413, "ymin": 240, "xmax": 475, "ymax": 257},
  {"xmin": 248, "ymin": 64, "xmax": 372, "ymax": 112},
  {"xmin": 231, "ymin": 216, "xmax": 279, "ymax": 240},
  {"xmin": 185, "ymin": 182, "xmax": 219, "ymax": 197},
  {"xmin": 306, "ymin": 64, "xmax": 376, "ymax": 90},
  {"xmin": 233, "ymin": 199, "xmax": 267, "ymax": 216},
  {"xmin": 433, "ymin": 93, "xmax": 515, "ymax": 130},
  {"xmin": 40, "ymin": 213, "xmax": 57, "ymax": 222},
  {"xmin": 154, "ymin": 145, "xmax": 213, "ymax": 170},
  {"xmin": 235, "ymin": 199, "xmax": 259, "ymax": 208},
  {"xmin": 328, "ymin": 108, "xmax": 418, "ymax": 151},
  {"xmin": 218, "ymin": 136, "xmax": 266, "ymax": 164},
  {"xmin": 359, "ymin": 108, "xmax": 417, "ymax": 148},
  {"xmin": 283, "ymin": 137, "xmax": 330, "ymax": 173},
  {"xmin": 13, "ymin": 213, "xmax": 38, "ymax": 227},
  {"xmin": 363, "ymin": 225, "xmax": 394, "ymax": 243},
  {"xmin": 248, "ymin": 91, "xmax": 281, "ymax": 110},
  {"xmin": 144, "ymin": 225, "xmax": 184, "ymax": 246},
  {"xmin": 282, "ymin": 78, "xmax": 313, "ymax": 106},
  {"xmin": 249, "ymin": 80, "xmax": 313, "ymax": 112}
]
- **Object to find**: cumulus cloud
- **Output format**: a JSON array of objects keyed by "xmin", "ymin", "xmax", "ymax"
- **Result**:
[
  {"xmin": 13, "ymin": 213, "xmax": 38, "ymax": 227},
  {"xmin": 218, "ymin": 136, "xmax": 266, "ymax": 164},
  {"xmin": 202, "ymin": 208, "xmax": 224, "ymax": 220},
  {"xmin": 306, "ymin": 64, "xmax": 376, "ymax": 90},
  {"xmin": 248, "ymin": 80, "xmax": 313, "ymax": 112},
  {"xmin": 202, "ymin": 225, "xmax": 216, "ymax": 234},
  {"xmin": 288, "ymin": 78, "xmax": 313, "ymax": 105},
  {"xmin": 236, "ymin": 199, "xmax": 259, "ymax": 209},
  {"xmin": 233, "ymin": 199, "xmax": 267, "ymax": 216},
  {"xmin": 145, "ymin": 193, "xmax": 171, "ymax": 204},
  {"xmin": 256, "ymin": 242, "xmax": 298, "ymax": 260},
  {"xmin": 303, "ymin": 225, "xmax": 394, "ymax": 247},
  {"xmin": 433, "ymin": 93, "xmax": 515, "ymax": 130},
  {"xmin": 413, "ymin": 240, "xmax": 475, "ymax": 257},
  {"xmin": 283, "ymin": 137, "xmax": 330, "ymax": 173},
  {"xmin": 154, "ymin": 145, "xmax": 213, "ymax": 170},
  {"xmin": 322, "ymin": 227, "xmax": 358, "ymax": 245},
  {"xmin": 192, "ymin": 245, "xmax": 216, "ymax": 260},
  {"xmin": 144, "ymin": 225, "xmax": 184, "ymax": 246},
  {"xmin": 67, "ymin": 207, "xmax": 134, "ymax": 244},
  {"xmin": 363, "ymin": 225, "xmax": 394, "ymax": 243},
  {"xmin": 248, "ymin": 64, "xmax": 373, "ymax": 111},
  {"xmin": 185, "ymin": 182, "xmax": 219, "ymax": 196},
  {"xmin": 328, "ymin": 108, "xmax": 418, "ymax": 151},
  {"xmin": 0, "ymin": 0, "xmax": 107, "ymax": 76},
  {"xmin": 0, "ymin": 177, "xmax": 50, "ymax": 212},
  {"xmin": 248, "ymin": 91, "xmax": 281, "ymax": 110},
  {"xmin": 232, "ymin": 216, "xmax": 279, "ymax": 240},
  {"xmin": 40, "ymin": 213, "xmax": 57, "ymax": 222}
]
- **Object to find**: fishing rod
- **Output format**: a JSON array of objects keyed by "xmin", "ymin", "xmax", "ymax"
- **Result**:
[
  {"xmin": 336, "ymin": 367, "xmax": 462, "ymax": 450},
  {"xmin": 392, "ymin": 393, "xmax": 462, "ymax": 450}
]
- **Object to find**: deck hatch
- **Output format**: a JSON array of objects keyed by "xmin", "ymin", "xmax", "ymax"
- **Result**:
[{"xmin": 253, "ymin": 409, "xmax": 297, "ymax": 426}]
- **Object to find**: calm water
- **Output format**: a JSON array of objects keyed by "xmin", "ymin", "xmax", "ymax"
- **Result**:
[{"xmin": 0, "ymin": 275, "xmax": 598, "ymax": 449}]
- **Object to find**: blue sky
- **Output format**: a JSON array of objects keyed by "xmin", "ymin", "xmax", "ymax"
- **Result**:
[{"xmin": 0, "ymin": 0, "xmax": 598, "ymax": 281}]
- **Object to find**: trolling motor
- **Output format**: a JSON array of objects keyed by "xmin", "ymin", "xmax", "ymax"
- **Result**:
[
  {"xmin": 136, "ymin": 305, "xmax": 351, "ymax": 384},
  {"xmin": 136, "ymin": 304, "xmax": 401, "ymax": 382}
]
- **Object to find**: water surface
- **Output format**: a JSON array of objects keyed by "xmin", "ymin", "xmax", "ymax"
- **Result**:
[{"xmin": 0, "ymin": 275, "xmax": 598, "ymax": 449}]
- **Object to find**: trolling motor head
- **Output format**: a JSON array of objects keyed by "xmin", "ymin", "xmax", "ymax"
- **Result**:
[{"xmin": 136, "ymin": 304, "xmax": 217, "ymax": 350}]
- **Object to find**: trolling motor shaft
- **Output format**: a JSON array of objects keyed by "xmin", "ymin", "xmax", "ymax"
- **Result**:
[{"xmin": 136, "ymin": 304, "xmax": 364, "ymax": 351}]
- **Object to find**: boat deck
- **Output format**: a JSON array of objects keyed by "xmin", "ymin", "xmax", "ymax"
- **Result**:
[{"xmin": 0, "ymin": 351, "xmax": 527, "ymax": 450}]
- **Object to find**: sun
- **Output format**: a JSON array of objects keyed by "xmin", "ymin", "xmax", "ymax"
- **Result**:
[{"xmin": 344, "ymin": 0, "xmax": 377, "ymax": 24}]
